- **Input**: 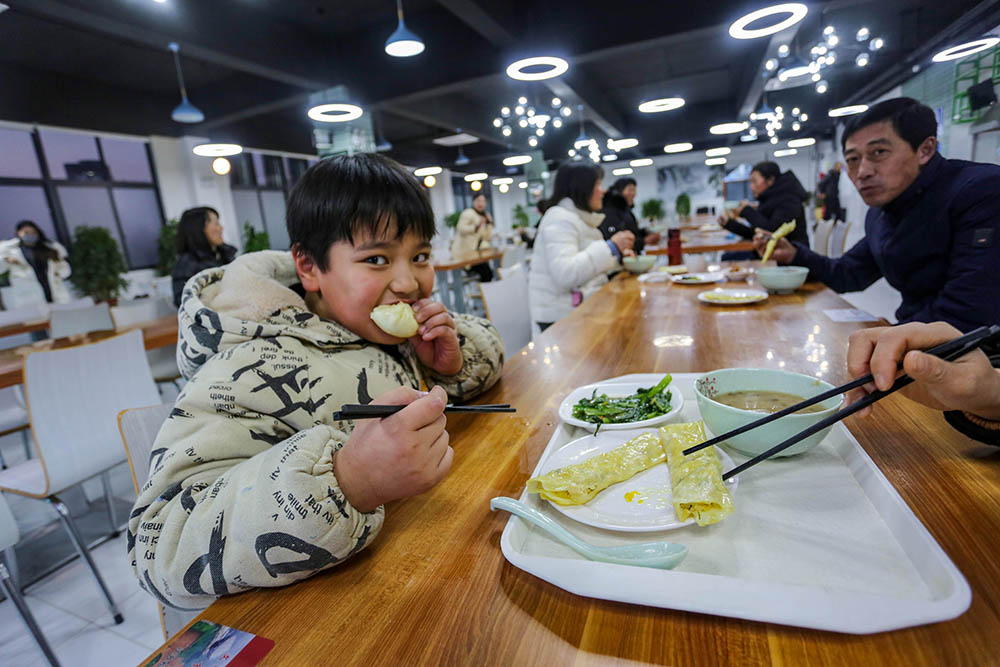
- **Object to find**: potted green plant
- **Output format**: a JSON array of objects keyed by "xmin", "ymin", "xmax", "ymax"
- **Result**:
[
  {"xmin": 443, "ymin": 211, "xmax": 461, "ymax": 229},
  {"xmin": 68, "ymin": 226, "xmax": 129, "ymax": 304},
  {"xmin": 675, "ymin": 193, "xmax": 691, "ymax": 222},
  {"xmin": 156, "ymin": 218, "xmax": 179, "ymax": 277},
  {"xmin": 243, "ymin": 222, "xmax": 271, "ymax": 253},
  {"xmin": 512, "ymin": 204, "xmax": 530, "ymax": 228},
  {"xmin": 640, "ymin": 198, "xmax": 666, "ymax": 224}
]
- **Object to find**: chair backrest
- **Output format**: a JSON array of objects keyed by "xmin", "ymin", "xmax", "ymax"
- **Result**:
[
  {"xmin": 111, "ymin": 298, "xmax": 175, "ymax": 331},
  {"xmin": 0, "ymin": 492, "xmax": 19, "ymax": 551},
  {"xmin": 812, "ymin": 219, "xmax": 834, "ymax": 256},
  {"xmin": 48, "ymin": 302, "xmax": 114, "ymax": 338},
  {"xmin": 500, "ymin": 244, "xmax": 527, "ymax": 269},
  {"xmin": 49, "ymin": 296, "xmax": 95, "ymax": 311},
  {"xmin": 24, "ymin": 329, "xmax": 161, "ymax": 494},
  {"xmin": 0, "ymin": 303, "xmax": 49, "ymax": 327},
  {"xmin": 479, "ymin": 263, "xmax": 532, "ymax": 359},
  {"xmin": 118, "ymin": 402, "xmax": 174, "ymax": 492},
  {"xmin": 828, "ymin": 221, "xmax": 852, "ymax": 259}
]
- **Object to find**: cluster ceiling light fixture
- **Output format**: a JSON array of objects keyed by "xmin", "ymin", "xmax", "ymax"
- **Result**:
[
  {"xmin": 494, "ymin": 95, "xmax": 568, "ymax": 147},
  {"xmin": 385, "ymin": 0, "xmax": 425, "ymax": 57},
  {"xmin": 168, "ymin": 42, "xmax": 204, "ymax": 123},
  {"xmin": 932, "ymin": 37, "xmax": 1000, "ymax": 62},
  {"xmin": 746, "ymin": 97, "xmax": 809, "ymax": 146}
]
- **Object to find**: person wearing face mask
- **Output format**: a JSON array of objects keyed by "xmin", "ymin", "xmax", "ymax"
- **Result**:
[
  {"xmin": 754, "ymin": 97, "xmax": 1000, "ymax": 333},
  {"xmin": 0, "ymin": 220, "xmax": 71, "ymax": 306},
  {"xmin": 171, "ymin": 206, "xmax": 237, "ymax": 307}
]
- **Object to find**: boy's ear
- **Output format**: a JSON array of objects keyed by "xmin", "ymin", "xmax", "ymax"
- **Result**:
[{"xmin": 292, "ymin": 246, "xmax": 323, "ymax": 293}]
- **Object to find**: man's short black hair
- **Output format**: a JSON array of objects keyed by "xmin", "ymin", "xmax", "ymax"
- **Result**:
[
  {"xmin": 287, "ymin": 153, "xmax": 435, "ymax": 271},
  {"xmin": 539, "ymin": 162, "xmax": 604, "ymax": 213},
  {"xmin": 841, "ymin": 97, "xmax": 937, "ymax": 152}
]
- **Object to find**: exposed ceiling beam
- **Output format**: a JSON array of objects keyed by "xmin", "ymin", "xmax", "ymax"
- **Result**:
[
  {"xmin": 737, "ymin": 26, "xmax": 802, "ymax": 120},
  {"xmin": 433, "ymin": 0, "xmax": 516, "ymax": 44},
  {"xmin": 378, "ymin": 105, "xmax": 508, "ymax": 148}
]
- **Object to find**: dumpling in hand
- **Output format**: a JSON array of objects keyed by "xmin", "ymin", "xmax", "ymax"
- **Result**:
[{"xmin": 371, "ymin": 302, "xmax": 419, "ymax": 338}]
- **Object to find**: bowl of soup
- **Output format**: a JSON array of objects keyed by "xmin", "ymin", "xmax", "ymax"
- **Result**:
[
  {"xmin": 694, "ymin": 368, "xmax": 843, "ymax": 457},
  {"xmin": 755, "ymin": 266, "xmax": 808, "ymax": 294}
]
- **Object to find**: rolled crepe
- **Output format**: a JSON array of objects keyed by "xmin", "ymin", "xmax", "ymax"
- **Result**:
[
  {"xmin": 660, "ymin": 422, "xmax": 734, "ymax": 526},
  {"xmin": 527, "ymin": 432, "xmax": 665, "ymax": 506},
  {"xmin": 760, "ymin": 220, "xmax": 796, "ymax": 263},
  {"xmin": 371, "ymin": 302, "xmax": 419, "ymax": 338}
]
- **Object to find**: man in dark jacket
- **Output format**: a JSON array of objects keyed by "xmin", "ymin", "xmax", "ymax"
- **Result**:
[
  {"xmin": 756, "ymin": 97, "xmax": 1000, "ymax": 333},
  {"xmin": 818, "ymin": 162, "xmax": 845, "ymax": 221},
  {"xmin": 721, "ymin": 162, "xmax": 810, "ymax": 245},
  {"xmin": 599, "ymin": 178, "xmax": 660, "ymax": 254}
]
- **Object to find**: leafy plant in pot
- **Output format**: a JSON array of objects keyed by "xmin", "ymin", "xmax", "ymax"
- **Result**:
[
  {"xmin": 68, "ymin": 226, "xmax": 129, "ymax": 304},
  {"xmin": 156, "ymin": 218, "xmax": 179, "ymax": 277},
  {"xmin": 243, "ymin": 222, "xmax": 271, "ymax": 253},
  {"xmin": 675, "ymin": 193, "xmax": 691, "ymax": 222},
  {"xmin": 641, "ymin": 198, "xmax": 665, "ymax": 224}
]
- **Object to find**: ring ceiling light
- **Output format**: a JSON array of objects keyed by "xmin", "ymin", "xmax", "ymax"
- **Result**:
[
  {"xmin": 492, "ymin": 177, "xmax": 513, "ymax": 185},
  {"xmin": 710, "ymin": 122, "xmax": 749, "ymax": 135},
  {"xmin": 828, "ymin": 104, "xmax": 869, "ymax": 117},
  {"xmin": 787, "ymin": 137, "xmax": 816, "ymax": 147},
  {"xmin": 663, "ymin": 142, "xmax": 694, "ymax": 153},
  {"xmin": 307, "ymin": 103, "xmax": 364, "ymax": 123},
  {"xmin": 607, "ymin": 138, "xmax": 639, "ymax": 151},
  {"xmin": 638, "ymin": 97, "xmax": 686, "ymax": 113},
  {"xmin": 502, "ymin": 155, "xmax": 533, "ymax": 166},
  {"xmin": 413, "ymin": 166, "xmax": 442, "ymax": 177},
  {"xmin": 463, "ymin": 172, "xmax": 488, "ymax": 182},
  {"xmin": 192, "ymin": 143, "xmax": 242, "ymax": 157},
  {"xmin": 729, "ymin": 3, "xmax": 808, "ymax": 40},
  {"xmin": 506, "ymin": 56, "xmax": 569, "ymax": 81},
  {"xmin": 773, "ymin": 148, "xmax": 798, "ymax": 157},
  {"xmin": 932, "ymin": 38, "xmax": 1000, "ymax": 62}
]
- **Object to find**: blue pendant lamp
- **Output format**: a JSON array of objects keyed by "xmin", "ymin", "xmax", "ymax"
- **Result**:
[
  {"xmin": 168, "ymin": 42, "xmax": 205, "ymax": 123},
  {"xmin": 385, "ymin": 0, "xmax": 425, "ymax": 57}
]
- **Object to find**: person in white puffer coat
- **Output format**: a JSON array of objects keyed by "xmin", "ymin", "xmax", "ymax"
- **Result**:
[{"xmin": 528, "ymin": 163, "xmax": 635, "ymax": 329}]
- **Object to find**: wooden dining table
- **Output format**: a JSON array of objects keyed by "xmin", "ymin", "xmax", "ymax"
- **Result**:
[
  {"xmin": 646, "ymin": 229, "xmax": 756, "ymax": 255},
  {"xmin": 0, "ymin": 315, "xmax": 178, "ymax": 389},
  {"xmin": 144, "ymin": 275, "xmax": 999, "ymax": 666}
]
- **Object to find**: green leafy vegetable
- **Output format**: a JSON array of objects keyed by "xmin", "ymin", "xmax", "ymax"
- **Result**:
[{"xmin": 572, "ymin": 375, "xmax": 673, "ymax": 432}]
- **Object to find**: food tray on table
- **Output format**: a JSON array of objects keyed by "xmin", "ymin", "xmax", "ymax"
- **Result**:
[{"xmin": 497, "ymin": 373, "xmax": 971, "ymax": 634}]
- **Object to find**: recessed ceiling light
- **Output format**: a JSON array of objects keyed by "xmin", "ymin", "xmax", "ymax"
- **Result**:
[
  {"xmin": 629, "ymin": 158, "xmax": 654, "ymax": 167},
  {"xmin": 637, "ymin": 97, "xmax": 685, "ymax": 113},
  {"xmin": 192, "ymin": 143, "xmax": 242, "ymax": 157},
  {"xmin": 464, "ymin": 172, "xmax": 488, "ymax": 182},
  {"xmin": 705, "ymin": 157, "xmax": 728, "ymax": 166},
  {"xmin": 729, "ymin": 3, "xmax": 808, "ymax": 40},
  {"xmin": 710, "ymin": 122, "xmax": 748, "ymax": 135},
  {"xmin": 663, "ymin": 142, "xmax": 694, "ymax": 153},
  {"xmin": 740, "ymin": 134, "xmax": 757, "ymax": 142},
  {"xmin": 491, "ymin": 177, "xmax": 513, "ymax": 185},
  {"xmin": 787, "ymin": 137, "xmax": 816, "ymax": 147},
  {"xmin": 773, "ymin": 148, "xmax": 798, "ymax": 157},
  {"xmin": 505, "ymin": 56, "xmax": 569, "ymax": 81},
  {"xmin": 828, "ymin": 104, "xmax": 868, "ymax": 117},
  {"xmin": 608, "ymin": 138, "xmax": 639, "ymax": 151},
  {"xmin": 423, "ymin": 175, "xmax": 436, "ymax": 188},
  {"xmin": 705, "ymin": 147, "xmax": 731, "ymax": 157},
  {"xmin": 612, "ymin": 167, "xmax": 634, "ymax": 176},
  {"xmin": 503, "ymin": 155, "xmax": 532, "ymax": 166},
  {"xmin": 932, "ymin": 38, "xmax": 1000, "ymax": 62},
  {"xmin": 211, "ymin": 157, "xmax": 230, "ymax": 175},
  {"xmin": 307, "ymin": 103, "xmax": 363, "ymax": 123},
  {"xmin": 518, "ymin": 181, "xmax": 528, "ymax": 189},
  {"xmin": 413, "ymin": 166, "xmax": 442, "ymax": 176}
]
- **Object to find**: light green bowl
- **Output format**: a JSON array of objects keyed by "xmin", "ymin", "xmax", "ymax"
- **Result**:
[
  {"xmin": 694, "ymin": 368, "xmax": 842, "ymax": 457},
  {"xmin": 622, "ymin": 255, "xmax": 656, "ymax": 274},
  {"xmin": 756, "ymin": 266, "xmax": 808, "ymax": 294}
]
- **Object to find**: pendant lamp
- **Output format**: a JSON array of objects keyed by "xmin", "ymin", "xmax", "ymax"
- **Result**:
[
  {"xmin": 168, "ymin": 42, "xmax": 204, "ymax": 123},
  {"xmin": 385, "ymin": 0, "xmax": 425, "ymax": 57}
]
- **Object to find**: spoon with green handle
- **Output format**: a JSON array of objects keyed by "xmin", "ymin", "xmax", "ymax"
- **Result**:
[{"xmin": 490, "ymin": 497, "xmax": 688, "ymax": 570}]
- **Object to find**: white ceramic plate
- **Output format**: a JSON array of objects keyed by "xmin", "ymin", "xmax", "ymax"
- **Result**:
[
  {"xmin": 558, "ymin": 380, "xmax": 684, "ymax": 432},
  {"xmin": 697, "ymin": 288, "xmax": 769, "ymax": 305},
  {"xmin": 671, "ymin": 271, "xmax": 727, "ymax": 285},
  {"xmin": 538, "ymin": 428, "xmax": 738, "ymax": 532}
]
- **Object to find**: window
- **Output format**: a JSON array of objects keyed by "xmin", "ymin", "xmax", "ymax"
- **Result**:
[
  {"xmin": 229, "ymin": 151, "xmax": 315, "ymax": 251},
  {"xmin": 0, "ymin": 128, "xmax": 42, "ymax": 179},
  {"xmin": 101, "ymin": 137, "xmax": 153, "ymax": 183},
  {"xmin": 0, "ymin": 185, "xmax": 56, "ymax": 238},
  {"xmin": 39, "ymin": 129, "xmax": 103, "ymax": 181}
]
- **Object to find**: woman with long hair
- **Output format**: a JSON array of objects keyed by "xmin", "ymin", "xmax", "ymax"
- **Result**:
[
  {"xmin": 528, "ymin": 163, "xmax": 635, "ymax": 331},
  {"xmin": 172, "ymin": 206, "xmax": 237, "ymax": 306},
  {"xmin": 0, "ymin": 220, "xmax": 72, "ymax": 306}
]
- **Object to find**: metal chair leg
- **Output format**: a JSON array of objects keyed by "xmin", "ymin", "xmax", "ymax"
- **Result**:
[
  {"xmin": 20, "ymin": 428, "xmax": 33, "ymax": 460},
  {"xmin": 1, "ymin": 562, "xmax": 62, "ymax": 667},
  {"xmin": 48, "ymin": 496, "xmax": 124, "ymax": 625},
  {"xmin": 99, "ymin": 471, "xmax": 119, "ymax": 536},
  {"xmin": 5, "ymin": 545, "xmax": 20, "ymax": 591}
]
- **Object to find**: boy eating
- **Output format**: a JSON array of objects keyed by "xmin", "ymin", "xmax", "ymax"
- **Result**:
[{"xmin": 129, "ymin": 154, "xmax": 504, "ymax": 609}]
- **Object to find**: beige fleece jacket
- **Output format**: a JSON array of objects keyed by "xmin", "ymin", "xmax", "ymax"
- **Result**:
[{"xmin": 128, "ymin": 251, "xmax": 504, "ymax": 610}]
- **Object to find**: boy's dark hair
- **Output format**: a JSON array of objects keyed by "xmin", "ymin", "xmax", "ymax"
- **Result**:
[
  {"xmin": 751, "ymin": 161, "xmax": 781, "ymax": 182},
  {"xmin": 539, "ymin": 162, "xmax": 604, "ymax": 213},
  {"xmin": 176, "ymin": 206, "xmax": 220, "ymax": 257},
  {"xmin": 841, "ymin": 97, "xmax": 937, "ymax": 152},
  {"xmin": 287, "ymin": 153, "xmax": 435, "ymax": 271}
]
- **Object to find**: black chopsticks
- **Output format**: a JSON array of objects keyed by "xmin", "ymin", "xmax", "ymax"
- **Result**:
[
  {"xmin": 683, "ymin": 324, "xmax": 999, "ymax": 480},
  {"xmin": 333, "ymin": 403, "xmax": 515, "ymax": 420}
]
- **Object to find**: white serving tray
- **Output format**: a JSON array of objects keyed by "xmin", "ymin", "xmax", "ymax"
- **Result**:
[{"xmin": 498, "ymin": 373, "xmax": 971, "ymax": 634}]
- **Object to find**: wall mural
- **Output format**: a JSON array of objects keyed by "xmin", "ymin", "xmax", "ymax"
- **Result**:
[{"xmin": 656, "ymin": 164, "xmax": 726, "ymax": 214}]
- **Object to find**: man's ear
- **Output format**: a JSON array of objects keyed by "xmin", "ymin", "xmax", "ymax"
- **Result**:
[
  {"xmin": 292, "ymin": 246, "xmax": 322, "ymax": 293},
  {"xmin": 916, "ymin": 136, "xmax": 937, "ymax": 166}
]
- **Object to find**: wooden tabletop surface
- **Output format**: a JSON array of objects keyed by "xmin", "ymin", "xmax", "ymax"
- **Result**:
[
  {"xmin": 150, "ymin": 276, "xmax": 999, "ymax": 666},
  {"xmin": 0, "ymin": 315, "xmax": 177, "ymax": 389},
  {"xmin": 0, "ymin": 318, "xmax": 50, "ymax": 339},
  {"xmin": 646, "ymin": 229, "xmax": 756, "ymax": 255},
  {"xmin": 432, "ymin": 249, "xmax": 505, "ymax": 271}
]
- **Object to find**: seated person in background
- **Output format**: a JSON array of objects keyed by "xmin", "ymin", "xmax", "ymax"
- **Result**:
[
  {"xmin": 0, "ymin": 220, "xmax": 72, "ymax": 306},
  {"xmin": 172, "ymin": 206, "xmax": 238, "ymax": 307},
  {"xmin": 720, "ymin": 161, "xmax": 810, "ymax": 246},
  {"xmin": 847, "ymin": 321, "xmax": 1000, "ymax": 446},
  {"xmin": 130, "ymin": 154, "xmax": 504, "ymax": 609},
  {"xmin": 529, "ymin": 162, "xmax": 634, "ymax": 331},
  {"xmin": 755, "ymin": 97, "xmax": 1000, "ymax": 333},
  {"xmin": 599, "ymin": 177, "xmax": 660, "ymax": 255}
]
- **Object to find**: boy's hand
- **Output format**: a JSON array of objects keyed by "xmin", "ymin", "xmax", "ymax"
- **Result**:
[
  {"xmin": 335, "ymin": 385, "xmax": 452, "ymax": 512},
  {"xmin": 410, "ymin": 298, "xmax": 463, "ymax": 376}
]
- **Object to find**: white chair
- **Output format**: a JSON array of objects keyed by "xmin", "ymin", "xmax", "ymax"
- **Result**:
[
  {"xmin": 500, "ymin": 244, "xmax": 527, "ymax": 269},
  {"xmin": 112, "ymin": 298, "xmax": 181, "ymax": 390},
  {"xmin": 0, "ymin": 492, "xmax": 61, "ymax": 666},
  {"xmin": 118, "ymin": 402, "xmax": 199, "ymax": 640},
  {"xmin": 811, "ymin": 219, "xmax": 834, "ymax": 256},
  {"xmin": 48, "ymin": 297, "xmax": 95, "ymax": 311},
  {"xmin": 479, "ymin": 263, "xmax": 532, "ymax": 359},
  {"xmin": 0, "ymin": 330, "xmax": 161, "ymax": 626},
  {"xmin": 828, "ymin": 221, "xmax": 852, "ymax": 258},
  {"xmin": 47, "ymin": 302, "xmax": 114, "ymax": 338}
]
